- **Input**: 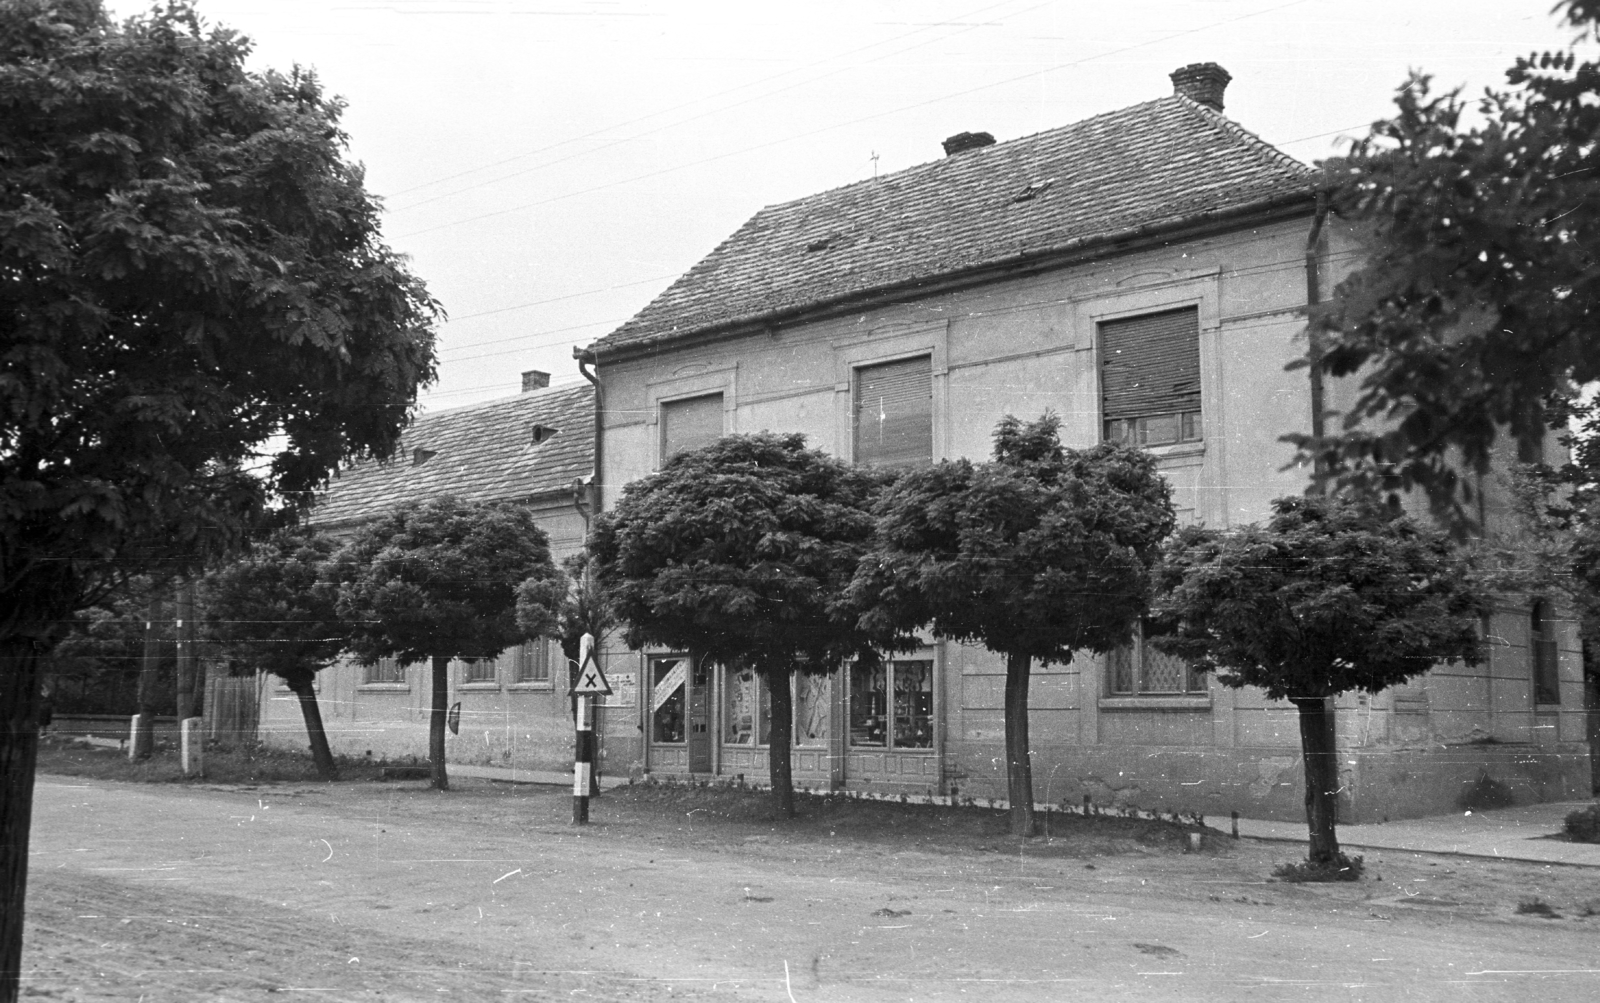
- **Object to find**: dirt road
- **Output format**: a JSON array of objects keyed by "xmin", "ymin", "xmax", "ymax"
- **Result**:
[{"xmin": 20, "ymin": 776, "xmax": 1600, "ymax": 1001}]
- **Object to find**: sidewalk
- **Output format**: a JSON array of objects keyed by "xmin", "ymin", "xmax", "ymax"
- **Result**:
[
  {"xmin": 1235, "ymin": 800, "xmax": 1600, "ymax": 867},
  {"xmin": 450, "ymin": 762, "xmax": 629, "ymax": 790}
]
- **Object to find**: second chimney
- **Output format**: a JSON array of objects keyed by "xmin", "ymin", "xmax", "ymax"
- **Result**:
[
  {"xmin": 942, "ymin": 131, "xmax": 996, "ymax": 156},
  {"xmin": 1170, "ymin": 62, "xmax": 1231, "ymax": 112},
  {"xmin": 521, "ymin": 370, "xmax": 550, "ymax": 392}
]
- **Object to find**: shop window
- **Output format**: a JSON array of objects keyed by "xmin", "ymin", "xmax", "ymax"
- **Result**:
[
  {"xmin": 460, "ymin": 658, "xmax": 496, "ymax": 686},
  {"xmin": 509, "ymin": 638, "xmax": 551, "ymax": 685},
  {"xmin": 849, "ymin": 659, "xmax": 934, "ymax": 749},
  {"xmin": 1107, "ymin": 624, "xmax": 1206, "ymax": 695},
  {"xmin": 1532, "ymin": 600, "xmax": 1561, "ymax": 705},
  {"xmin": 364, "ymin": 657, "xmax": 406, "ymax": 686},
  {"xmin": 854, "ymin": 356, "xmax": 932, "ymax": 468},
  {"xmin": 723, "ymin": 664, "xmax": 772, "ymax": 746},
  {"xmin": 794, "ymin": 671, "xmax": 830, "ymax": 747},
  {"xmin": 1100, "ymin": 306, "xmax": 1202, "ymax": 447},
  {"xmin": 661, "ymin": 393, "xmax": 724, "ymax": 462},
  {"xmin": 650, "ymin": 655, "xmax": 689, "ymax": 743}
]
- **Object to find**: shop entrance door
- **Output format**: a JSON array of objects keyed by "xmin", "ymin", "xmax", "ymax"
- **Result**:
[{"xmin": 688, "ymin": 657, "xmax": 711, "ymax": 773}]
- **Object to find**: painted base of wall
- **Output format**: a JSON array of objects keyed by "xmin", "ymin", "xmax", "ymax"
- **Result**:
[{"xmin": 259, "ymin": 717, "xmax": 581, "ymax": 775}]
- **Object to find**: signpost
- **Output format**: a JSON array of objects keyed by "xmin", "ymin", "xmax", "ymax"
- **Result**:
[{"xmin": 569, "ymin": 632, "xmax": 611, "ymax": 825}]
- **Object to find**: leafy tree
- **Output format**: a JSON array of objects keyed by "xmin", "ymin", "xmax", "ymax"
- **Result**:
[
  {"xmin": 202, "ymin": 530, "xmax": 344, "ymax": 779},
  {"xmin": 42, "ymin": 582, "xmax": 170, "ymax": 718},
  {"xmin": 1302, "ymin": 0, "xmax": 1600, "ymax": 515},
  {"xmin": 1150, "ymin": 495, "xmax": 1485, "ymax": 870},
  {"xmin": 591, "ymin": 432, "xmax": 898, "ymax": 817},
  {"xmin": 0, "ymin": 2, "xmax": 437, "ymax": 992},
  {"xmin": 330, "ymin": 496, "xmax": 563, "ymax": 790},
  {"xmin": 852, "ymin": 415, "xmax": 1174, "ymax": 836}
]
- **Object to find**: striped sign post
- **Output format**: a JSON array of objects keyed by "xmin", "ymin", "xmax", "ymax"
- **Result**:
[{"xmin": 570, "ymin": 632, "xmax": 611, "ymax": 825}]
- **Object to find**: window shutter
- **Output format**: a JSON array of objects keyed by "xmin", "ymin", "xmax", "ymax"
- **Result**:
[
  {"xmin": 661, "ymin": 393, "xmax": 724, "ymax": 461},
  {"xmin": 854, "ymin": 356, "xmax": 933, "ymax": 468},
  {"xmin": 1100, "ymin": 307, "xmax": 1201, "ymax": 422}
]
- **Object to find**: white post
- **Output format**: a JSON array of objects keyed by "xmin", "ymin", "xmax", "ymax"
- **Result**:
[
  {"xmin": 180, "ymin": 718, "xmax": 203, "ymax": 776},
  {"xmin": 127, "ymin": 714, "xmax": 141, "ymax": 759}
]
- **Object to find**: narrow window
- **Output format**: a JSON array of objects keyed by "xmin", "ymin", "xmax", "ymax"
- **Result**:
[
  {"xmin": 365, "ymin": 657, "xmax": 406, "ymax": 685},
  {"xmin": 1100, "ymin": 306, "xmax": 1202, "ymax": 447},
  {"xmin": 1532, "ymin": 600, "xmax": 1561, "ymax": 705},
  {"xmin": 854, "ymin": 356, "xmax": 933, "ymax": 468},
  {"xmin": 724, "ymin": 664, "xmax": 762, "ymax": 746},
  {"xmin": 1107, "ymin": 623, "xmax": 1206, "ymax": 695},
  {"xmin": 660, "ymin": 393, "xmax": 724, "ymax": 462},
  {"xmin": 461, "ymin": 658, "xmax": 496, "ymax": 685},
  {"xmin": 511, "ymin": 639, "xmax": 550, "ymax": 685},
  {"xmin": 650, "ymin": 655, "xmax": 688, "ymax": 743},
  {"xmin": 794, "ymin": 671, "xmax": 830, "ymax": 747},
  {"xmin": 892, "ymin": 660, "xmax": 934, "ymax": 749}
]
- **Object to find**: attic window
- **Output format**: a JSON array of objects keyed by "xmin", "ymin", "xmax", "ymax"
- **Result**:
[
  {"xmin": 1012, "ymin": 178, "xmax": 1054, "ymax": 203},
  {"xmin": 530, "ymin": 424, "xmax": 558, "ymax": 446},
  {"xmin": 412, "ymin": 447, "xmax": 437, "ymax": 467},
  {"xmin": 806, "ymin": 237, "xmax": 832, "ymax": 252}
]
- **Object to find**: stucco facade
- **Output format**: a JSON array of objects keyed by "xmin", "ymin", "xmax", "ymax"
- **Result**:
[{"xmin": 579, "ymin": 68, "xmax": 1594, "ymax": 821}]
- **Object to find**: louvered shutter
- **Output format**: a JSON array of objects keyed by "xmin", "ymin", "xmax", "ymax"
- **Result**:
[
  {"xmin": 1100, "ymin": 307, "xmax": 1201, "ymax": 422},
  {"xmin": 661, "ymin": 393, "xmax": 724, "ymax": 460},
  {"xmin": 854, "ymin": 356, "xmax": 933, "ymax": 468}
]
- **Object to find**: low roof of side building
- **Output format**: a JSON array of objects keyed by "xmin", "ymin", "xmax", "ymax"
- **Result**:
[
  {"xmin": 588, "ymin": 82, "xmax": 1314, "ymax": 360},
  {"xmin": 309, "ymin": 381, "xmax": 594, "ymax": 531}
]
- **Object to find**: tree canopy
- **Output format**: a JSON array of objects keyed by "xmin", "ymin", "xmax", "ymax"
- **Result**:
[
  {"xmin": 1150, "ymin": 495, "xmax": 1484, "ymax": 867},
  {"xmin": 852, "ymin": 415, "xmax": 1174, "ymax": 834},
  {"xmin": 203, "ymin": 529, "xmax": 344, "ymax": 778},
  {"xmin": 1304, "ymin": 0, "xmax": 1600, "ymax": 513},
  {"xmin": 0, "ymin": 2, "xmax": 438, "ymax": 992},
  {"xmin": 592, "ymin": 432, "xmax": 899, "ymax": 816},
  {"xmin": 330, "ymin": 496, "xmax": 563, "ymax": 789}
]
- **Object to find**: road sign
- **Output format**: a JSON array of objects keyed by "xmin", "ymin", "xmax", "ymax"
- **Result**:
[{"xmin": 570, "ymin": 632, "xmax": 611, "ymax": 696}]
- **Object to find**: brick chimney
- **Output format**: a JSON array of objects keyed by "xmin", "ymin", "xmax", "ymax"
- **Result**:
[
  {"xmin": 942, "ymin": 131, "xmax": 995, "ymax": 156},
  {"xmin": 521, "ymin": 370, "xmax": 550, "ymax": 392},
  {"xmin": 1169, "ymin": 62, "xmax": 1231, "ymax": 111}
]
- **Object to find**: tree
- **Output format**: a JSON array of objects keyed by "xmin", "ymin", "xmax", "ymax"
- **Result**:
[
  {"xmin": 591, "ymin": 432, "xmax": 898, "ymax": 817},
  {"xmin": 1302, "ymin": 1, "xmax": 1600, "ymax": 515},
  {"xmin": 1150, "ymin": 495, "xmax": 1485, "ymax": 870},
  {"xmin": 330, "ymin": 496, "xmax": 563, "ymax": 791},
  {"xmin": 0, "ymin": 2, "xmax": 438, "ymax": 994},
  {"xmin": 852, "ymin": 415, "xmax": 1174, "ymax": 836},
  {"xmin": 203, "ymin": 530, "xmax": 344, "ymax": 779}
]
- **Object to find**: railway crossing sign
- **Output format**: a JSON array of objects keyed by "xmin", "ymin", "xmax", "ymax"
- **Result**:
[{"xmin": 569, "ymin": 633, "xmax": 611, "ymax": 696}]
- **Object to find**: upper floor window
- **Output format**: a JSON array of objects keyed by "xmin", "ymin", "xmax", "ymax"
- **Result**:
[
  {"xmin": 661, "ymin": 393, "xmax": 724, "ymax": 462},
  {"xmin": 1100, "ymin": 306, "xmax": 1202, "ymax": 447},
  {"xmin": 854, "ymin": 356, "xmax": 932, "ymax": 468},
  {"xmin": 1107, "ymin": 623, "xmax": 1206, "ymax": 695},
  {"xmin": 1532, "ymin": 599, "xmax": 1561, "ymax": 705}
]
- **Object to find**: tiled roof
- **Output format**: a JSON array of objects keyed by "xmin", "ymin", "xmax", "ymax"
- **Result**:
[
  {"xmin": 309, "ymin": 382, "xmax": 594, "ymax": 529},
  {"xmin": 592, "ymin": 95, "xmax": 1313, "ymax": 355}
]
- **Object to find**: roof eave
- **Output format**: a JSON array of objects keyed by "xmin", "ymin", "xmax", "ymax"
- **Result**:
[{"xmin": 590, "ymin": 188, "xmax": 1316, "ymax": 364}]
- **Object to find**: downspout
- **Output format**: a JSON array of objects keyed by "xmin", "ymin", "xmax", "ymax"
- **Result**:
[{"xmin": 1305, "ymin": 190, "xmax": 1330, "ymax": 492}]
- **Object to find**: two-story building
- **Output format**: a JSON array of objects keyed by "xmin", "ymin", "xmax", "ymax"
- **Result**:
[
  {"xmin": 577, "ymin": 64, "xmax": 1594, "ymax": 822},
  {"xmin": 257, "ymin": 372, "xmax": 597, "ymax": 774}
]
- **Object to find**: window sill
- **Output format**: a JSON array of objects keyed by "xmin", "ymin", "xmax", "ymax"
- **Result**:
[
  {"xmin": 507, "ymin": 682, "xmax": 555, "ymax": 691},
  {"xmin": 1534, "ymin": 703, "xmax": 1563, "ymax": 711},
  {"xmin": 847, "ymin": 746, "xmax": 938, "ymax": 754},
  {"xmin": 458, "ymin": 682, "xmax": 501, "ymax": 691},
  {"xmin": 358, "ymin": 683, "xmax": 410, "ymax": 692},
  {"xmin": 1098, "ymin": 695, "xmax": 1211, "ymax": 711},
  {"xmin": 1144, "ymin": 442, "xmax": 1205, "ymax": 460}
]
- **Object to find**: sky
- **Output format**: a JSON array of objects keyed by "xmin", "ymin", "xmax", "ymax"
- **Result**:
[{"xmin": 104, "ymin": 0, "xmax": 1586, "ymax": 414}]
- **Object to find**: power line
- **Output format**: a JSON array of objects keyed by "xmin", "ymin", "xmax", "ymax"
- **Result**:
[{"xmin": 394, "ymin": 0, "xmax": 1313, "ymax": 240}]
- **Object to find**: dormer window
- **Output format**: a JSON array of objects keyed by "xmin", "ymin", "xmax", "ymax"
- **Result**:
[
  {"xmin": 412, "ymin": 447, "xmax": 437, "ymax": 467},
  {"xmin": 530, "ymin": 424, "xmax": 558, "ymax": 446}
]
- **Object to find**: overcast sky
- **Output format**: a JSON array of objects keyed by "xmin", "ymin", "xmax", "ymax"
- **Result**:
[{"xmin": 106, "ymin": 0, "xmax": 1583, "ymax": 413}]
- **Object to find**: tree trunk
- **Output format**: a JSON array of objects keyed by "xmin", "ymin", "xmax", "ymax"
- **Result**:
[
  {"xmin": 0, "ymin": 638, "xmax": 42, "ymax": 1003},
  {"xmin": 1294, "ymin": 696, "xmax": 1341, "ymax": 865},
  {"xmin": 1003, "ymin": 650, "xmax": 1037, "ymax": 836},
  {"xmin": 132, "ymin": 596, "xmax": 164, "ymax": 758},
  {"xmin": 429, "ymin": 655, "xmax": 449, "ymax": 790},
  {"xmin": 765, "ymin": 667, "xmax": 795, "ymax": 818},
  {"xmin": 289, "ymin": 676, "xmax": 339, "ymax": 781},
  {"xmin": 175, "ymin": 580, "xmax": 195, "ymax": 721}
]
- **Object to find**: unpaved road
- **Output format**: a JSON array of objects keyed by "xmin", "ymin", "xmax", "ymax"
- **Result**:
[{"xmin": 20, "ymin": 776, "xmax": 1600, "ymax": 1002}]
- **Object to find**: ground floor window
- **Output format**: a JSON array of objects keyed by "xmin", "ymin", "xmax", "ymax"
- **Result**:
[
  {"xmin": 364, "ymin": 657, "xmax": 406, "ymax": 686},
  {"xmin": 849, "ymin": 659, "xmax": 933, "ymax": 749},
  {"xmin": 1108, "ymin": 625, "xmax": 1205, "ymax": 695},
  {"xmin": 723, "ymin": 664, "xmax": 772, "ymax": 746},
  {"xmin": 651, "ymin": 655, "xmax": 689, "ymax": 743},
  {"xmin": 460, "ymin": 657, "xmax": 496, "ymax": 685},
  {"xmin": 794, "ymin": 671, "xmax": 830, "ymax": 746}
]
